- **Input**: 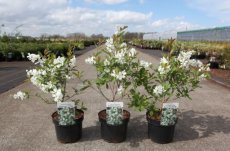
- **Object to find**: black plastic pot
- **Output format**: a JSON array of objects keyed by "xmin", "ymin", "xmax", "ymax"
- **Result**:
[
  {"xmin": 209, "ymin": 61, "xmax": 219, "ymax": 69},
  {"xmin": 146, "ymin": 112, "xmax": 176, "ymax": 144},
  {"xmin": 98, "ymin": 109, "xmax": 130, "ymax": 143},
  {"xmin": 52, "ymin": 109, "xmax": 84, "ymax": 143}
]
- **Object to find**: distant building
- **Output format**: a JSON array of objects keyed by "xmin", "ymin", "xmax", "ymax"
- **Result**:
[
  {"xmin": 143, "ymin": 31, "xmax": 177, "ymax": 40},
  {"xmin": 177, "ymin": 26, "xmax": 230, "ymax": 42}
]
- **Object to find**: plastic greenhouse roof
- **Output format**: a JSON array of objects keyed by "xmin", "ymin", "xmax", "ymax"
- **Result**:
[{"xmin": 177, "ymin": 26, "xmax": 230, "ymax": 34}]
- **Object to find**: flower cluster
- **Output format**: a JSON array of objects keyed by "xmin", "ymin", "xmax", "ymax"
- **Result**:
[
  {"xmin": 129, "ymin": 49, "xmax": 210, "ymax": 116},
  {"xmin": 85, "ymin": 56, "xmax": 96, "ymax": 65},
  {"xmin": 153, "ymin": 85, "xmax": 165, "ymax": 96},
  {"xmin": 158, "ymin": 57, "xmax": 170, "ymax": 74},
  {"xmin": 13, "ymin": 91, "xmax": 28, "ymax": 100},
  {"xmin": 153, "ymin": 51, "xmax": 210, "ymax": 98},
  {"xmin": 14, "ymin": 52, "xmax": 77, "ymax": 103},
  {"xmin": 140, "ymin": 60, "xmax": 152, "ymax": 69},
  {"xmin": 111, "ymin": 70, "xmax": 127, "ymax": 80},
  {"xmin": 85, "ymin": 26, "xmax": 147, "ymax": 102}
]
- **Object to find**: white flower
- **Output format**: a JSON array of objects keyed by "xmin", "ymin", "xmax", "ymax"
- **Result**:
[
  {"xmin": 129, "ymin": 48, "xmax": 136, "ymax": 57},
  {"xmin": 66, "ymin": 75, "xmax": 71, "ymax": 80},
  {"xmin": 197, "ymin": 60, "xmax": 203, "ymax": 68},
  {"xmin": 111, "ymin": 70, "xmax": 127, "ymax": 80},
  {"xmin": 85, "ymin": 56, "xmax": 96, "ymax": 64},
  {"xmin": 121, "ymin": 42, "xmax": 127, "ymax": 48},
  {"xmin": 104, "ymin": 68, "xmax": 110, "ymax": 73},
  {"xmin": 199, "ymin": 74, "xmax": 207, "ymax": 81},
  {"xmin": 53, "ymin": 56, "xmax": 65, "ymax": 67},
  {"xmin": 69, "ymin": 56, "xmax": 76, "ymax": 68},
  {"xmin": 153, "ymin": 85, "xmax": 165, "ymax": 96},
  {"xmin": 160, "ymin": 57, "xmax": 169, "ymax": 64},
  {"xmin": 189, "ymin": 59, "xmax": 204, "ymax": 68},
  {"xmin": 117, "ymin": 85, "xmax": 124, "ymax": 95},
  {"xmin": 177, "ymin": 51, "xmax": 195, "ymax": 69},
  {"xmin": 104, "ymin": 59, "xmax": 110, "ymax": 66},
  {"xmin": 140, "ymin": 60, "xmax": 152, "ymax": 68},
  {"xmin": 115, "ymin": 51, "xmax": 125, "ymax": 64},
  {"xmin": 27, "ymin": 53, "xmax": 41, "ymax": 64},
  {"xmin": 105, "ymin": 37, "xmax": 114, "ymax": 52},
  {"xmin": 13, "ymin": 91, "xmax": 28, "ymax": 100},
  {"xmin": 158, "ymin": 66, "xmax": 165, "ymax": 74},
  {"xmin": 51, "ymin": 88, "xmax": 63, "ymax": 102},
  {"xmin": 158, "ymin": 65, "xmax": 170, "ymax": 75}
]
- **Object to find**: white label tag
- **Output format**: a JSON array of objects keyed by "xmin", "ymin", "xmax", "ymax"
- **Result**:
[
  {"xmin": 162, "ymin": 103, "xmax": 179, "ymax": 109},
  {"xmin": 57, "ymin": 102, "xmax": 75, "ymax": 109},
  {"xmin": 106, "ymin": 102, "xmax": 123, "ymax": 108}
]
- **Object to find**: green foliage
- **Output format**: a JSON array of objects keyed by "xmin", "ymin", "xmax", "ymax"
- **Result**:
[
  {"xmin": 130, "ymin": 39, "xmax": 163, "ymax": 50},
  {"xmin": 106, "ymin": 107, "xmax": 123, "ymax": 125},
  {"xmin": 57, "ymin": 107, "xmax": 75, "ymax": 126},
  {"xmin": 129, "ymin": 51, "xmax": 210, "ymax": 117},
  {"xmin": 0, "ymin": 37, "xmax": 97, "ymax": 61},
  {"xmin": 86, "ymin": 26, "xmax": 150, "ymax": 102}
]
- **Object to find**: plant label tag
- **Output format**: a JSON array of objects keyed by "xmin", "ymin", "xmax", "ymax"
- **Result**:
[
  {"xmin": 162, "ymin": 103, "xmax": 179, "ymax": 109},
  {"xmin": 106, "ymin": 102, "xmax": 123, "ymax": 125},
  {"xmin": 57, "ymin": 102, "xmax": 75, "ymax": 109},
  {"xmin": 57, "ymin": 102, "xmax": 76, "ymax": 126},
  {"xmin": 106, "ymin": 102, "xmax": 123, "ymax": 108}
]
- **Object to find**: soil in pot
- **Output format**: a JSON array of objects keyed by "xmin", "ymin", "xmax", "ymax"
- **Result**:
[
  {"xmin": 52, "ymin": 109, "xmax": 84, "ymax": 143},
  {"xmin": 146, "ymin": 112, "xmax": 176, "ymax": 144},
  {"xmin": 98, "ymin": 109, "xmax": 130, "ymax": 143}
]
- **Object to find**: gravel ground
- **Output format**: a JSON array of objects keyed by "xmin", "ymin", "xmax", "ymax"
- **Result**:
[{"xmin": 0, "ymin": 47, "xmax": 230, "ymax": 151}]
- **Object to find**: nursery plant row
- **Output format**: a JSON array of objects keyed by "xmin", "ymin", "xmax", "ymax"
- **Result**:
[
  {"xmin": 0, "ymin": 39, "xmax": 98, "ymax": 61},
  {"xmin": 130, "ymin": 39, "xmax": 230, "ymax": 69}
]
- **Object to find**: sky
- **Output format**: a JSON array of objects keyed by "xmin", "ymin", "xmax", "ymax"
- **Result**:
[{"xmin": 0, "ymin": 0, "xmax": 230, "ymax": 37}]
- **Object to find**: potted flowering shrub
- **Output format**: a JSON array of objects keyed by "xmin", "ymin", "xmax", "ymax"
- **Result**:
[
  {"xmin": 85, "ymin": 26, "xmax": 150, "ymax": 143},
  {"xmin": 129, "ymin": 50, "xmax": 210, "ymax": 143},
  {"xmin": 13, "ymin": 49, "xmax": 88, "ymax": 143}
]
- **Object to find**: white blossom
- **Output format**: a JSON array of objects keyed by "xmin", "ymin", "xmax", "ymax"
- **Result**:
[
  {"xmin": 199, "ymin": 74, "xmax": 207, "ymax": 81},
  {"xmin": 51, "ymin": 88, "xmax": 63, "ymax": 102},
  {"xmin": 158, "ymin": 65, "xmax": 170, "ymax": 75},
  {"xmin": 53, "ymin": 56, "xmax": 65, "ymax": 68},
  {"xmin": 104, "ymin": 68, "xmax": 110, "ymax": 73},
  {"xmin": 69, "ymin": 56, "xmax": 76, "ymax": 68},
  {"xmin": 27, "ymin": 53, "xmax": 41, "ymax": 64},
  {"xmin": 104, "ymin": 59, "xmax": 110, "ymax": 66},
  {"xmin": 105, "ymin": 37, "xmax": 115, "ymax": 52},
  {"xmin": 140, "ymin": 60, "xmax": 152, "ymax": 68},
  {"xmin": 111, "ymin": 70, "xmax": 127, "ymax": 80},
  {"xmin": 177, "ymin": 51, "xmax": 194, "ymax": 69},
  {"xmin": 117, "ymin": 85, "xmax": 124, "ymax": 95},
  {"xmin": 85, "ymin": 56, "xmax": 96, "ymax": 64},
  {"xmin": 153, "ymin": 85, "xmax": 165, "ymax": 96},
  {"xmin": 115, "ymin": 51, "xmax": 125, "ymax": 64},
  {"xmin": 160, "ymin": 57, "xmax": 169, "ymax": 64},
  {"xmin": 129, "ymin": 48, "xmax": 136, "ymax": 57},
  {"xmin": 13, "ymin": 91, "xmax": 28, "ymax": 100},
  {"xmin": 121, "ymin": 42, "xmax": 127, "ymax": 48}
]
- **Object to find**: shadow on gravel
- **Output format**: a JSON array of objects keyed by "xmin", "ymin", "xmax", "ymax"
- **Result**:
[
  {"xmin": 127, "ymin": 115, "xmax": 148, "ymax": 147},
  {"xmin": 174, "ymin": 110, "xmax": 230, "ymax": 142},
  {"xmin": 81, "ymin": 121, "xmax": 101, "ymax": 142}
]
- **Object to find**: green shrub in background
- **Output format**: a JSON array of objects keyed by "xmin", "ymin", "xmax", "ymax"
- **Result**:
[{"xmin": 0, "ymin": 40, "xmax": 96, "ymax": 61}]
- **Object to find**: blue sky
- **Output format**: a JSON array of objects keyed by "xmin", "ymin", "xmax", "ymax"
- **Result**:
[{"xmin": 0, "ymin": 0, "xmax": 229, "ymax": 37}]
